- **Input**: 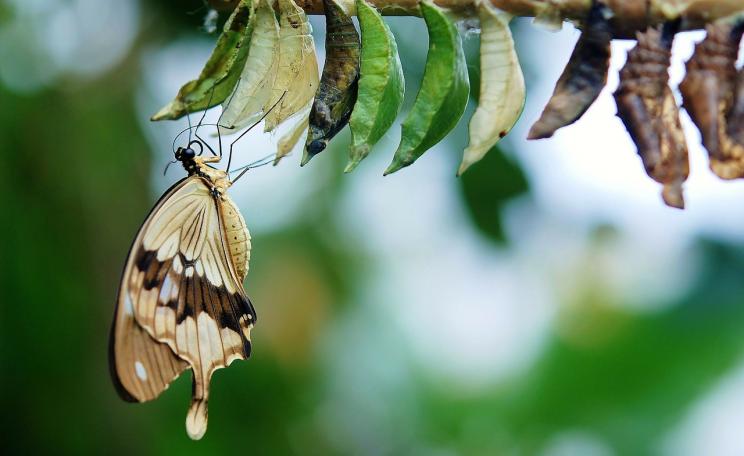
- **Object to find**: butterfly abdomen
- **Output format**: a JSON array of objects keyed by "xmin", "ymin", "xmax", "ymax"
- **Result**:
[{"xmin": 220, "ymin": 195, "xmax": 251, "ymax": 281}]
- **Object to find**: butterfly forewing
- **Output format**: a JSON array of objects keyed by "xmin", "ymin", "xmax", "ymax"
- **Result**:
[{"xmin": 110, "ymin": 175, "xmax": 255, "ymax": 440}]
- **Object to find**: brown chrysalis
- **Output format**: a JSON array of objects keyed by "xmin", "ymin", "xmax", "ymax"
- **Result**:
[
  {"xmin": 614, "ymin": 24, "xmax": 689, "ymax": 209},
  {"xmin": 729, "ymin": 69, "xmax": 744, "ymax": 145},
  {"xmin": 528, "ymin": 0, "xmax": 613, "ymax": 139},
  {"xmin": 303, "ymin": 0, "xmax": 361, "ymax": 164},
  {"xmin": 679, "ymin": 22, "xmax": 744, "ymax": 180}
]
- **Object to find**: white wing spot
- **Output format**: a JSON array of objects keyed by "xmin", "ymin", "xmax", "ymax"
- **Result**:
[
  {"xmin": 162, "ymin": 274, "xmax": 173, "ymax": 296},
  {"xmin": 134, "ymin": 361, "xmax": 148, "ymax": 381},
  {"xmin": 124, "ymin": 293, "xmax": 134, "ymax": 315}
]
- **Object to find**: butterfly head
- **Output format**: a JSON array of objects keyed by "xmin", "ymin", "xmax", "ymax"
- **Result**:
[
  {"xmin": 174, "ymin": 140, "xmax": 204, "ymax": 175},
  {"xmin": 174, "ymin": 146, "xmax": 196, "ymax": 162}
]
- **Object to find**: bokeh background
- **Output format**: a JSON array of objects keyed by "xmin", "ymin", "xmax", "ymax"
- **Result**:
[{"xmin": 2, "ymin": 0, "xmax": 744, "ymax": 454}]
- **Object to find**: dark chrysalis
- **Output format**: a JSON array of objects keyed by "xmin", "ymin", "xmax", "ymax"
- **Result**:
[
  {"xmin": 302, "ymin": 0, "xmax": 361, "ymax": 165},
  {"xmin": 614, "ymin": 23, "xmax": 689, "ymax": 209},
  {"xmin": 679, "ymin": 22, "xmax": 744, "ymax": 180},
  {"xmin": 729, "ymin": 69, "xmax": 744, "ymax": 146},
  {"xmin": 528, "ymin": 0, "xmax": 613, "ymax": 139}
]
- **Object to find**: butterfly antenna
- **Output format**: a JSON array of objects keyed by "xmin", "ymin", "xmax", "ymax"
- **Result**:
[
  {"xmin": 226, "ymin": 92, "xmax": 287, "ymax": 174},
  {"xmin": 219, "ymin": 78, "xmax": 241, "ymax": 128},
  {"xmin": 211, "ymin": 77, "xmax": 243, "ymax": 160},
  {"xmin": 186, "ymin": 108, "xmax": 194, "ymax": 144},
  {"xmin": 173, "ymin": 122, "xmax": 224, "ymax": 154},
  {"xmin": 194, "ymin": 85, "xmax": 217, "ymax": 138},
  {"xmin": 193, "ymin": 87, "xmax": 219, "ymax": 157},
  {"xmin": 163, "ymin": 159, "xmax": 178, "ymax": 176},
  {"xmin": 170, "ymin": 80, "xmax": 241, "ymax": 156}
]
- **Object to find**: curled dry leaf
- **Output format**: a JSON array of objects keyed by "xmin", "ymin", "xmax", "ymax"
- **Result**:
[
  {"xmin": 302, "ymin": 0, "xmax": 361, "ymax": 165},
  {"xmin": 614, "ymin": 25, "xmax": 689, "ymax": 209},
  {"xmin": 528, "ymin": 1, "xmax": 613, "ymax": 140},
  {"xmin": 152, "ymin": 0, "xmax": 254, "ymax": 121},
  {"xmin": 679, "ymin": 22, "xmax": 744, "ymax": 179},
  {"xmin": 459, "ymin": 1, "xmax": 525, "ymax": 176},
  {"xmin": 346, "ymin": 0, "xmax": 405, "ymax": 173},
  {"xmin": 275, "ymin": 104, "xmax": 312, "ymax": 164},
  {"xmin": 263, "ymin": 0, "xmax": 320, "ymax": 132},
  {"xmin": 220, "ymin": 0, "xmax": 280, "ymax": 132},
  {"xmin": 385, "ymin": 0, "xmax": 470, "ymax": 175}
]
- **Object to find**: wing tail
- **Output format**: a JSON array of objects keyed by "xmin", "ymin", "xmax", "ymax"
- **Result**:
[{"xmin": 186, "ymin": 372, "xmax": 209, "ymax": 440}]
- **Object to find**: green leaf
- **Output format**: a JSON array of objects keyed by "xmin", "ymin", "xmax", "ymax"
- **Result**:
[
  {"xmin": 459, "ymin": 145, "xmax": 527, "ymax": 243},
  {"xmin": 345, "ymin": 0, "xmax": 405, "ymax": 173},
  {"xmin": 384, "ymin": 0, "xmax": 469, "ymax": 175},
  {"xmin": 459, "ymin": 3, "xmax": 525, "ymax": 176},
  {"xmin": 151, "ymin": 0, "xmax": 255, "ymax": 121},
  {"xmin": 302, "ymin": 0, "xmax": 361, "ymax": 166}
]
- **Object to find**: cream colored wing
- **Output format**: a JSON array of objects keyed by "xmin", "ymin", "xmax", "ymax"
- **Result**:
[{"xmin": 110, "ymin": 176, "xmax": 256, "ymax": 440}]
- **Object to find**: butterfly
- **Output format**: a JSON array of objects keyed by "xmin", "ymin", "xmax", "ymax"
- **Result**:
[{"xmin": 109, "ymin": 108, "xmax": 276, "ymax": 439}]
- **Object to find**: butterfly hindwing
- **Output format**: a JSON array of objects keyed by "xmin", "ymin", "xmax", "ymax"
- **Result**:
[
  {"xmin": 110, "ymin": 175, "xmax": 255, "ymax": 439},
  {"xmin": 108, "ymin": 301, "xmax": 188, "ymax": 403}
]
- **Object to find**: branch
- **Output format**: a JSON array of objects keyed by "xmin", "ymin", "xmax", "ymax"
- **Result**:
[{"xmin": 210, "ymin": 0, "xmax": 743, "ymax": 37}]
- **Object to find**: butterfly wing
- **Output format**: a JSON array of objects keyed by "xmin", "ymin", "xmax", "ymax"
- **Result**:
[
  {"xmin": 110, "ymin": 175, "xmax": 256, "ymax": 440},
  {"xmin": 110, "ymin": 179, "xmax": 193, "ymax": 404}
]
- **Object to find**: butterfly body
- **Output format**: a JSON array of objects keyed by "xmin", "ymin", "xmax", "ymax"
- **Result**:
[
  {"xmin": 221, "ymin": 194, "xmax": 251, "ymax": 281},
  {"xmin": 110, "ymin": 145, "xmax": 255, "ymax": 440}
]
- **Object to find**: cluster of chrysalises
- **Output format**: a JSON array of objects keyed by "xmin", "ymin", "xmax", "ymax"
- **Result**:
[
  {"xmin": 152, "ymin": 0, "xmax": 744, "ymax": 207},
  {"xmin": 527, "ymin": 4, "xmax": 743, "ymax": 209},
  {"xmin": 153, "ymin": 0, "xmax": 500, "ymax": 175},
  {"xmin": 614, "ymin": 20, "xmax": 744, "ymax": 209}
]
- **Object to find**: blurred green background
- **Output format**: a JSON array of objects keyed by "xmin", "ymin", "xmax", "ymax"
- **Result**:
[{"xmin": 2, "ymin": 1, "xmax": 744, "ymax": 455}]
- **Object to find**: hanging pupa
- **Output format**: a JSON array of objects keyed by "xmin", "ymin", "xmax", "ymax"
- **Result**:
[
  {"xmin": 302, "ymin": 0, "xmax": 361, "ymax": 165},
  {"xmin": 679, "ymin": 22, "xmax": 744, "ymax": 179},
  {"xmin": 263, "ymin": 0, "xmax": 320, "ymax": 132},
  {"xmin": 220, "ymin": 0, "xmax": 280, "ymax": 132},
  {"xmin": 385, "ymin": 0, "xmax": 470, "ymax": 175},
  {"xmin": 528, "ymin": 1, "xmax": 613, "ymax": 140},
  {"xmin": 346, "ymin": 0, "xmax": 405, "ymax": 172},
  {"xmin": 614, "ymin": 24, "xmax": 689, "ymax": 209},
  {"xmin": 459, "ymin": 0, "xmax": 525, "ymax": 175}
]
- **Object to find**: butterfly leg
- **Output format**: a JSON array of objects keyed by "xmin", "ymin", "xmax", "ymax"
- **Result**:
[
  {"xmin": 201, "ymin": 155, "xmax": 222, "ymax": 164},
  {"xmin": 225, "ymin": 93, "xmax": 287, "ymax": 173}
]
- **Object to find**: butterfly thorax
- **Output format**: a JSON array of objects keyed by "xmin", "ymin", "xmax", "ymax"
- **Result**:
[{"xmin": 187, "ymin": 157, "xmax": 232, "ymax": 195}]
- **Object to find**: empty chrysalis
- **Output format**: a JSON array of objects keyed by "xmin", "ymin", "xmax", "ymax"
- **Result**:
[{"xmin": 614, "ymin": 24, "xmax": 689, "ymax": 209}]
